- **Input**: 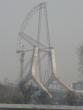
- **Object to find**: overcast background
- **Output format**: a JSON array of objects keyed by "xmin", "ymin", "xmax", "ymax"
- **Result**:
[{"xmin": 0, "ymin": 0, "xmax": 83, "ymax": 87}]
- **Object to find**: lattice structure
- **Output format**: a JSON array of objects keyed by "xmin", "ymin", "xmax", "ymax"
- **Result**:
[{"xmin": 16, "ymin": 2, "xmax": 82, "ymax": 105}]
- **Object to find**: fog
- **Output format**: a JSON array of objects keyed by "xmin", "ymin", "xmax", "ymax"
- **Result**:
[{"xmin": 0, "ymin": 0, "xmax": 83, "ymax": 87}]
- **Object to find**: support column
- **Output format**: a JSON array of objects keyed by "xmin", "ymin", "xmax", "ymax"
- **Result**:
[
  {"xmin": 32, "ymin": 46, "xmax": 52, "ymax": 98},
  {"xmin": 50, "ymin": 48, "xmax": 71, "ymax": 91}
]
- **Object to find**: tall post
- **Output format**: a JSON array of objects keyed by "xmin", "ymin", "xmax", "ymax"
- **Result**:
[{"xmin": 20, "ymin": 50, "xmax": 24, "ymax": 80}]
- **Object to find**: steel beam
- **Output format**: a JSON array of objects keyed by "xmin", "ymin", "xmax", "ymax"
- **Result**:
[
  {"xmin": 50, "ymin": 48, "xmax": 71, "ymax": 91},
  {"xmin": 31, "ymin": 47, "xmax": 52, "ymax": 98}
]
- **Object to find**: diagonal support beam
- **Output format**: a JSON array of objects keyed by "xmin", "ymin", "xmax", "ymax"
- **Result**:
[
  {"xmin": 45, "ymin": 48, "xmax": 71, "ymax": 92},
  {"xmin": 19, "ymin": 32, "xmax": 47, "ymax": 48},
  {"xmin": 32, "ymin": 47, "xmax": 52, "ymax": 98},
  {"xmin": 50, "ymin": 48, "xmax": 71, "ymax": 91},
  {"xmin": 20, "ymin": 52, "xmax": 48, "ymax": 84}
]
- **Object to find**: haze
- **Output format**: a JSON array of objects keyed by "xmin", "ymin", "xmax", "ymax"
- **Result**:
[{"xmin": 0, "ymin": 0, "xmax": 83, "ymax": 87}]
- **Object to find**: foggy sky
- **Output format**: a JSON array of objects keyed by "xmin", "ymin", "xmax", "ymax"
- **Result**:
[{"xmin": 0, "ymin": 0, "xmax": 83, "ymax": 87}]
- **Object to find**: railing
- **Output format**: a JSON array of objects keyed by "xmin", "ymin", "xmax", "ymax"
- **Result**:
[{"xmin": 0, "ymin": 104, "xmax": 83, "ymax": 110}]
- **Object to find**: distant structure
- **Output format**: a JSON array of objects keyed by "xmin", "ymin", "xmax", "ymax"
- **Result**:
[
  {"xmin": 0, "ymin": 2, "xmax": 83, "ymax": 107},
  {"xmin": 16, "ymin": 2, "xmax": 71, "ymax": 98},
  {"xmin": 72, "ymin": 81, "xmax": 83, "ymax": 90},
  {"xmin": 16, "ymin": 2, "xmax": 83, "ymax": 105}
]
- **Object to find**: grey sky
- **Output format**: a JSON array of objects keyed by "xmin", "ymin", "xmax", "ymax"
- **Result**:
[{"xmin": 0, "ymin": 0, "xmax": 83, "ymax": 87}]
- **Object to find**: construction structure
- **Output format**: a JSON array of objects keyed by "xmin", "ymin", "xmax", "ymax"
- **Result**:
[
  {"xmin": 16, "ymin": 2, "xmax": 83, "ymax": 105},
  {"xmin": 0, "ymin": 2, "xmax": 83, "ymax": 110},
  {"xmin": 0, "ymin": 3, "xmax": 83, "ymax": 110}
]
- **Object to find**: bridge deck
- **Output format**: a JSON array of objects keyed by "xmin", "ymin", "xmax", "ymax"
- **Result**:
[{"xmin": 0, "ymin": 104, "xmax": 83, "ymax": 110}]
